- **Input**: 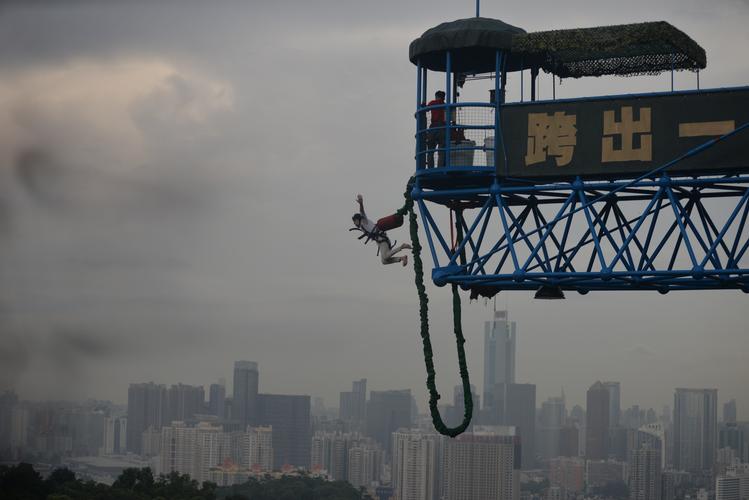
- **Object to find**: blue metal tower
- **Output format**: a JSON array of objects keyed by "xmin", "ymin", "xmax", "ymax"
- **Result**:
[{"xmin": 408, "ymin": 18, "xmax": 749, "ymax": 298}]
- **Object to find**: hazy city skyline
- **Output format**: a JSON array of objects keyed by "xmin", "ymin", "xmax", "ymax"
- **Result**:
[{"xmin": 0, "ymin": 0, "xmax": 747, "ymax": 418}]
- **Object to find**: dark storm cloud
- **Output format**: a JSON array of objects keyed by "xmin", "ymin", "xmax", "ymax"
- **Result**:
[
  {"xmin": 52, "ymin": 329, "xmax": 122, "ymax": 360},
  {"xmin": 13, "ymin": 147, "xmax": 203, "ymax": 214}
]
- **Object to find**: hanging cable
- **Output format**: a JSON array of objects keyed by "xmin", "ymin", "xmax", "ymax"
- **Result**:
[{"xmin": 396, "ymin": 179, "xmax": 474, "ymax": 437}]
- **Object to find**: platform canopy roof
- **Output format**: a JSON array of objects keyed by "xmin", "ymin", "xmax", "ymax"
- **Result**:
[{"xmin": 409, "ymin": 18, "xmax": 706, "ymax": 78}]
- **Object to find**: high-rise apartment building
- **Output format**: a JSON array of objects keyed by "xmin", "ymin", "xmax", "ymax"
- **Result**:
[
  {"xmin": 483, "ymin": 310, "xmax": 516, "ymax": 410},
  {"xmin": 629, "ymin": 445, "xmax": 662, "ymax": 500},
  {"xmin": 258, "ymin": 393, "xmax": 310, "ymax": 469},
  {"xmin": 348, "ymin": 441, "xmax": 382, "ymax": 489},
  {"xmin": 673, "ymin": 388, "xmax": 718, "ymax": 473},
  {"xmin": 127, "ymin": 382, "xmax": 168, "ymax": 454},
  {"xmin": 160, "ymin": 421, "xmax": 248, "ymax": 482},
  {"xmin": 160, "ymin": 421, "xmax": 199, "ymax": 479},
  {"xmin": 716, "ymin": 475, "xmax": 742, "ymax": 500},
  {"xmin": 604, "ymin": 382, "xmax": 621, "ymax": 429},
  {"xmin": 366, "ymin": 390, "xmax": 412, "ymax": 454},
  {"xmin": 311, "ymin": 431, "xmax": 381, "ymax": 486},
  {"xmin": 586, "ymin": 381, "xmax": 610, "ymax": 460},
  {"xmin": 311, "ymin": 431, "xmax": 355, "ymax": 480},
  {"xmin": 392, "ymin": 430, "xmax": 440, "ymax": 500},
  {"xmin": 233, "ymin": 361, "xmax": 259, "ymax": 429},
  {"xmin": 168, "ymin": 384, "xmax": 205, "ymax": 423},
  {"xmin": 244, "ymin": 425, "xmax": 273, "ymax": 472},
  {"xmin": 101, "ymin": 416, "xmax": 127, "ymax": 455},
  {"xmin": 441, "ymin": 430, "xmax": 519, "ymax": 500}
]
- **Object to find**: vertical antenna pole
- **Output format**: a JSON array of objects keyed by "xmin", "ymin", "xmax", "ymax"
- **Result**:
[
  {"xmin": 494, "ymin": 50, "xmax": 501, "ymax": 174},
  {"xmin": 520, "ymin": 58, "xmax": 524, "ymax": 102},
  {"xmin": 531, "ymin": 67, "xmax": 538, "ymax": 102},
  {"xmin": 416, "ymin": 60, "xmax": 423, "ymax": 171},
  {"xmin": 476, "ymin": 0, "xmax": 480, "ymax": 17},
  {"xmin": 697, "ymin": 69, "xmax": 700, "ymax": 91},
  {"xmin": 553, "ymin": 75, "xmax": 556, "ymax": 100},
  {"xmin": 445, "ymin": 51, "xmax": 452, "ymax": 168}
]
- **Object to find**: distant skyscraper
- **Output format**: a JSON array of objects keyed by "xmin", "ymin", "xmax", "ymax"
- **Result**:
[
  {"xmin": 366, "ymin": 390, "xmax": 412, "ymax": 454},
  {"xmin": 445, "ymin": 384, "xmax": 480, "ymax": 432},
  {"xmin": 559, "ymin": 426, "xmax": 579, "ymax": 458},
  {"xmin": 673, "ymin": 388, "xmax": 718, "ymax": 473},
  {"xmin": 441, "ymin": 430, "xmax": 519, "ymax": 500},
  {"xmin": 233, "ymin": 361, "xmax": 259, "ymax": 429},
  {"xmin": 209, "ymin": 383, "xmax": 226, "ymax": 419},
  {"xmin": 629, "ymin": 445, "xmax": 662, "ymax": 500},
  {"xmin": 586, "ymin": 381, "xmax": 610, "ymax": 460},
  {"xmin": 392, "ymin": 430, "xmax": 440, "ymax": 500},
  {"xmin": 258, "ymin": 393, "xmax": 310, "ymax": 469},
  {"xmin": 340, "ymin": 379, "xmax": 367, "ymax": 424},
  {"xmin": 539, "ymin": 396, "xmax": 566, "ymax": 459},
  {"xmin": 489, "ymin": 383, "xmax": 536, "ymax": 469},
  {"xmin": 483, "ymin": 310, "xmax": 516, "ymax": 410},
  {"xmin": 719, "ymin": 423, "xmax": 746, "ymax": 463},
  {"xmin": 604, "ymin": 382, "xmax": 621, "ymax": 429},
  {"xmin": 127, "ymin": 382, "xmax": 168, "ymax": 454},
  {"xmin": 724, "ymin": 399, "xmax": 737, "ymax": 424},
  {"xmin": 630, "ymin": 423, "xmax": 667, "ymax": 470}
]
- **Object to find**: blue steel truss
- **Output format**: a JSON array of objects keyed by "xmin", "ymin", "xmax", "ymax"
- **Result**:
[{"xmin": 413, "ymin": 171, "xmax": 749, "ymax": 293}]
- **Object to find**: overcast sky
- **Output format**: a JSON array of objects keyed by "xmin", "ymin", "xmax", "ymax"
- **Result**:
[{"xmin": 0, "ymin": 0, "xmax": 747, "ymax": 416}]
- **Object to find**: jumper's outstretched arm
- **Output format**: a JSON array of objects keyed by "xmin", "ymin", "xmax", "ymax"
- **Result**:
[{"xmin": 356, "ymin": 194, "xmax": 366, "ymax": 218}]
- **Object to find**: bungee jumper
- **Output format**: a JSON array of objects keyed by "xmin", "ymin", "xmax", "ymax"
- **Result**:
[{"xmin": 351, "ymin": 194, "xmax": 412, "ymax": 267}]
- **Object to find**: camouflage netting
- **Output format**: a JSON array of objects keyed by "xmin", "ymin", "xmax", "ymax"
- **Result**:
[
  {"xmin": 512, "ymin": 21, "xmax": 706, "ymax": 78},
  {"xmin": 410, "ymin": 19, "xmax": 707, "ymax": 78}
]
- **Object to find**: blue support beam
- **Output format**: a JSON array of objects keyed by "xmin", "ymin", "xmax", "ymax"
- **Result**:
[{"xmin": 418, "ymin": 174, "xmax": 749, "ymax": 294}]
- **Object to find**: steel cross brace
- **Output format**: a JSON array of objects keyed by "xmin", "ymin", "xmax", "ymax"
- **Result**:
[{"xmin": 413, "ymin": 174, "xmax": 749, "ymax": 293}]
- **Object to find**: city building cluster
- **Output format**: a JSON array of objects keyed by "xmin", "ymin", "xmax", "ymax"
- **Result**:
[{"xmin": 0, "ymin": 311, "xmax": 747, "ymax": 500}]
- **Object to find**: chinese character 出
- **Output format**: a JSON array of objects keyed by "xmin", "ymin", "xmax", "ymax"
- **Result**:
[
  {"xmin": 602, "ymin": 106, "xmax": 652, "ymax": 162},
  {"xmin": 525, "ymin": 111, "xmax": 577, "ymax": 167}
]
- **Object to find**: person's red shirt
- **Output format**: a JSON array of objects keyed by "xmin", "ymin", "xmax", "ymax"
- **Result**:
[{"xmin": 427, "ymin": 98, "xmax": 445, "ymax": 125}]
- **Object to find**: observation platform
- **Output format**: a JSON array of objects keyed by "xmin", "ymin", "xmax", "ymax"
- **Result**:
[{"xmin": 406, "ymin": 17, "xmax": 749, "ymax": 296}]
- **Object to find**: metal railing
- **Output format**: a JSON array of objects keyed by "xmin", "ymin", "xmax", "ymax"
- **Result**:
[{"xmin": 415, "ymin": 102, "xmax": 497, "ymax": 170}]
